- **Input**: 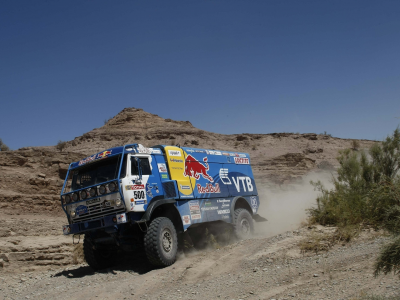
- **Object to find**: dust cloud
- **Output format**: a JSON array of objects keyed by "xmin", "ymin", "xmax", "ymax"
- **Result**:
[{"xmin": 254, "ymin": 171, "xmax": 335, "ymax": 238}]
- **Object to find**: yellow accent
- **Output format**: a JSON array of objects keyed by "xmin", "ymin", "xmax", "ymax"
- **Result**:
[{"xmin": 164, "ymin": 146, "xmax": 195, "ymax": 195}]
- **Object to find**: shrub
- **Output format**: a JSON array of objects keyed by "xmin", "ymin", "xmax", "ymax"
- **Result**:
[
  {"xmin": 56, "ymin": 140, "xmax": 67, "ymax": 152},
  {"xmin": 308, "ymin": 127, "xmax": 400, "ymax": 277},
  {"xmin": 351, "ymin": 139, "xmax": 360, "ymax": 151},
  {"xmin": 0, "ymin": 138, "xmax": 10, "ymax": 151}
]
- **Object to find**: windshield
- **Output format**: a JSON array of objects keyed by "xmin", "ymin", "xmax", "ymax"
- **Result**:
[{"xmin": 70, "ymin": 155, "xmax": 121, "ymax": 191}]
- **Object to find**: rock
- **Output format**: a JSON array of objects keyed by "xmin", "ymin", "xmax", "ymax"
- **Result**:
[
  {"xmin": 0, "ymin": 253, "xmax": 9, "ymax": 262},
  {"xmin": 0, "ymin": 259, "xmax": 4, "ymax": 267},
  {"xmin": 313, "ymin": 274, "xmax": 319, "ymax": 277},
  {"xmin": 38, "ymin": 173, "xmax": 46, "ymax": 179}
]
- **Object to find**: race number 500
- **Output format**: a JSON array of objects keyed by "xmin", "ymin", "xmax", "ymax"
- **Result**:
[{"xmin": 134, "ymin": 190, "xmax": 145, "ymax": 200}]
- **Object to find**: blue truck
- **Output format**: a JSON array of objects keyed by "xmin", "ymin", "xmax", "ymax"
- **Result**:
[{"xmin": 61, "ymin": 144, "xmax": 262, "ymax": 269}]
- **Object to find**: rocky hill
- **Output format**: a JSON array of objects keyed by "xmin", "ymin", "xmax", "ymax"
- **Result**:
[{"xmin": 0, "ymin": 107, "xmax": 375, "ymax": 215}]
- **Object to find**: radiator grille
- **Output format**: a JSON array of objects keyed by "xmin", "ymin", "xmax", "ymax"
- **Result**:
[{"xmin": 72, "ymin": 200, "xmax": 125, "ymax": 223}]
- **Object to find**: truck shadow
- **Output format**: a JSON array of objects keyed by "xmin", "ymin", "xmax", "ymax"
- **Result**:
[{"xmin": 53, "ymin": 253, "xmax": 154, "ymax": 279}]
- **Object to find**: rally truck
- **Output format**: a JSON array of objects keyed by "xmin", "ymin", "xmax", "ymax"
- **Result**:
[{"xmin": 60, "ymin": 144, "xmax": 261, "ymax": 269}]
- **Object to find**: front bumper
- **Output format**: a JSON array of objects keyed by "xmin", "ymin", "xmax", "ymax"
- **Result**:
[{"xmin": 63, "ymin": 212, "xmax": 129, "ymax": 235}]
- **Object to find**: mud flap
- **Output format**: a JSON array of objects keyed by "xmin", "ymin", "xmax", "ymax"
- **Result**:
[{"xmin": 252, "ymin": 214, "xmax": 267, "ymax": 222}]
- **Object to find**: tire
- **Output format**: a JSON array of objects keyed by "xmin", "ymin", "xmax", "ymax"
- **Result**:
[
  {"xmin": 233, "ymin": 208, "xmax": 254, "ymax": 240},
  {"xmin": 144, "ymin": 217, "xmax": 178, "ymax": 267},
  {"xmin": 83, "ymin": 235, "xmax": 117, "ymax": 271}
]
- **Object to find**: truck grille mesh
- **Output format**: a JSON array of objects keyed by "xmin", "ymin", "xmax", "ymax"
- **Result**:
[
  {"xmin": 72, "ymin": 202, "xmax": 125, "ymax": 223},
  {"xmin": 162, "ymin": 181, "xmax": 177, "ymax": 198}
]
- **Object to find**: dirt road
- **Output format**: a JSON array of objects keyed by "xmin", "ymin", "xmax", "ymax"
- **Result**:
[{"xmin": 0, "ymin": 212, "xmax": 399, "ymax": 300}]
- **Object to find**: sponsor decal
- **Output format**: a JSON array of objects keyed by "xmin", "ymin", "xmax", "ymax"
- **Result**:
[
  {"xmin": 227, "ymin": 156, "xmax": 232, "ymax": 163},
  {"xmin": 116, "ymin": 213, "xmax": 127, "ymax": 224},
  {"xmin": 206, "ymin": 150, "xmax": 221, "ymax": 155},
  {"xmin": 78, "ymin": 154, "xmax": 96, "ymax": 166},
  {"xmin": 222, "ymin": 152, "xmax": 230, "ymax": 156},
  {"xmin": 186, "ymin": 149, "xmax": 195, "ymax": 153},
  {"xmin": 184, "ymin": 155, "xmax": 213, "ymax": 182},
  {"xmin": 158, "ymin": 163, "xmax": 167, "ymax": 173},
  {"xmin": 201, "ymin": 206, "xmax": 218, "ymax": 211},
  {"xmin": 218, "ymin": 209, "xmax": 230, "ymax": 215},
  {"xmin": 219, "ymin": 168, "xmax": 231, "ymax": 185},
  {"xmin": 151, "ymin": 148, "xmax": 162, "ymax": 154},
  {"xmin": 239, "ymin": 154, "xmax": 247, "ymax": 158},
  {"xmin": 135, "ymin": 200, "xmax": 146, "ymax": 205},
  {"xmin": 137, "ymin": 144, "xmax": 152, "ymax": 154},
  {"xmin": 205, "ymin": 200, "xmax": 212, "ymax": 206},
  {"xmin": 161, "ymin": 174, "xmax": 168, "ymax": 179},
  {"xmin": 250, "ymin": 196, "xmax": 258, "ymax": 209},
  {"xmin": 232, "ymin": 177, "xmax": 254, "ymax": 192},
  {"xmin": 222, "ymin": 204, "xmax": 230, "ymax": 208},
  {"xmin": 197, "ymin": 183, "xmax": 220, "ymax": 194},
  {"xmin": 125, "ymin": 184, "xmax": 145, "ymax": 190},
  {"xmin": 180, "ymin": 185, "xmax": 191, "ymax": 190},
  {"xmin": 168, "ymin": 150, "xmax": 182, "ymax": 157},
  {"xmin": 170, "ymin": 158, "xmax": 183, "ymax": 163},
  {"xmin": 221, "ymin": 214, "xmax": 230, "ymax": 220},
  {"xmin": 217, "ymin": 199, "xmax": 230, "ymax": 203},
  {"xmin": 195, "ymin": 150, "xmax": 205, "ymax": 153},
  {"xmin": 182, "ymin": 215, "xmax": 191, "ymax": 225},
  {"xmin": 76, "ymin": 205, "xmax": 88, "ymax": 216},
  {"xmin": 146, "ymin": 183, "xmax": 153, "ymax": 197},
  {"xmin": 130, "ymin": 202, "xmax": 134, "ymax": 210},
  {"xmin": 229, "ymin": 153, "xmax": 237, "ymax": 157},
  {"xmin": 189, "ymin": 200, "xmax": 201, "ymax": 220},
  {"xmin": 234, "ymin": 157, "xmax": 249, "ymax": 164},
  {"xmin": 97, "ymin": 150, "xmax": 112, "ymax": 159},
  {"xmin": 86, "ymin": 198, "xmax": 100, "ymax": 205}
]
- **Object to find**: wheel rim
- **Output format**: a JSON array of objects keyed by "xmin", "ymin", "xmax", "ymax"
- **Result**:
[
  {"xmin": 240, "ymin": 219, "xmax": 250, "ymax": 236},
  {"xmin": 162, "ymin": 229, "xmax": 173, "ymax": 252}
]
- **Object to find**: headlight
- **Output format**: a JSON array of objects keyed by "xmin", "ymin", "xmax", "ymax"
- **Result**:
[
  {"xmin": 115, "ymin": 199, "xmax": 122, "ymax": 207},
  {"xmin": 108, "ymin": 182, "xmax": 117, "ymax": 192},
  {"xmin": 65, "ymin": 194, "xmax": 71, "ymax": 204},
  {"xmin": 80, "ymin": 190, "xmax": 88, "ymax": 200},
  {"xmin": 72, "ymin": 193, "xmax": 79, "ymax": 202},
  {"xmin": 71, "ymin": 211, "xmax": 76, "ymax": 218},
  {"xmin": 99, "ymin": 185, "xmax": 106, "ymax": 195},
  {"xmin": 89, "ymin": 187, "xmax": 97, "ymax": 198}
]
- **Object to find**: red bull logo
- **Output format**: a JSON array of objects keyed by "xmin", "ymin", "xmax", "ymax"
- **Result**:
[
  {"xmin": 97, "ymin": 150, "xmax": 112, "ymax": 159},
  {"xmin": 183, "ymin": 155, "xmax": 214, "ymax": 182}
]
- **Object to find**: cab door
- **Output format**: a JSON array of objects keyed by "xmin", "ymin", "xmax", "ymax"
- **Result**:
[{"xmin": 123, "ymin": 154, "xmax": 161, "ymax": 212}]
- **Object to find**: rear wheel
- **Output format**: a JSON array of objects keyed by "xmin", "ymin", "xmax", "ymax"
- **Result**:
[
  {"xmin": 144, "ymin": 217, "xmax": 178, "ymax": 267},
  {"xmin": 83, "ymin": 235, "xmax": 117, "ymax": 270},
  {"xmin": 233, "ymin": 208, "xmax": 254, "ymax": 240}
]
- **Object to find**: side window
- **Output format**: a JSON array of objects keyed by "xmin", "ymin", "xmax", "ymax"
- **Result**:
[{"xmin": 131, "ymin": 157, "xmax": 152, "ymax": 176}]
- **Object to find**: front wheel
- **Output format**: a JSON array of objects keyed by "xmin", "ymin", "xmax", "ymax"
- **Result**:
[
  {"xmin": 83, "ymin": 235, "xmax": 117, "ymax": 270},
  {"xmin": 144, "ymin": 217, "xmax": 178, "ymax": 267},
  {"xmin": 233, "ymin": 208, "xmax": 254, "ymax": 240}
]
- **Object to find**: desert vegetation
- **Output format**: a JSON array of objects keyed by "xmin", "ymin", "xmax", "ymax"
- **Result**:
[
  {"xmin": 308, "ymin": 127, "xmax": 400, "ymax": 277},
  {"xmin": 0, "ymin": 138, "xmax": 10, "ymax": 151}
]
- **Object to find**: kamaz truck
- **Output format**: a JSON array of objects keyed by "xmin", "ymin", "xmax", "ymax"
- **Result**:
[{"xmin": 60, "ymin": 144, "xmax": 261, "ymax": 269}]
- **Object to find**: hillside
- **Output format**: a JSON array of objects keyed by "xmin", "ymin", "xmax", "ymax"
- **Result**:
[{"xmin": 0, "ymin": 107, "xmax": 375, "ymax": 216}]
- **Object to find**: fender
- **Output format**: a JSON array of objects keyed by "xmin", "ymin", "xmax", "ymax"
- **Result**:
[
  {"xmin": 230, "ymin": 196, "xmax": 252, "ymax": 218},
  {"xmin": 137, "ymin": 198, "xmax": 177, "ymax": 223}
]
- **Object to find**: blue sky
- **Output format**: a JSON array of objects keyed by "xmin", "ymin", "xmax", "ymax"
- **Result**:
[{"xmin": 1, "ymin": 0, "xmax": 399, "ymax": 150}]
